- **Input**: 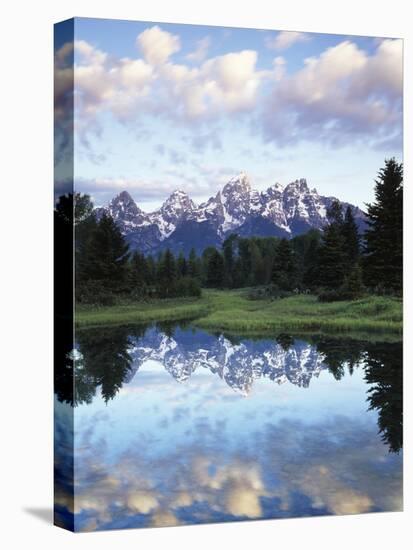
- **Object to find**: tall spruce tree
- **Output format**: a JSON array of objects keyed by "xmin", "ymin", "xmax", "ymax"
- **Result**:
[
  {"xmin": 342, "ymin": 206, "xmax": 360, "ymax": 266},
  {"xmin": 206, "ymin": 249, "xmax": 225, "ymax": 288},
  {"xmin": 249, "ymin": 240, "xmax": 266, "ymax": 286},
  {"xmin": 364, "ymin": 158, "xmax": 403, "ymax": 293},
  {"xmin": 177, "ymin": 252, "xmax": 188, "ymax": 277},
  {"xmin": 188, "ymin": 248, "xmax": 199, "ymax": 279},
  {"xmin": 84, "ymin": 212, "xmax": 130, "ymax": 293},
  {"xmin": 302, "ymin": 234, "xmax": 321, "ymax": 288},
  {"xmin": 129, "ymin": 251, "xmax": 147, "ymax": 293},
  {"xmin": 222, "ymin": 234, "xmax": 237, "ymax": 288},
  {"xmin": 271, "ymin": 239, "xmax": 296, "ymax": 290},
  {"xmin": 157, "ymin": 249, "xmax": 177, "ymax": 297},
  {"xmin": 317, "ymin": 201, "xmax": 347, "ymax": 289}
]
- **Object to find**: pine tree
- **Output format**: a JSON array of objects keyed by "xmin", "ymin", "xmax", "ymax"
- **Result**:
[
  {"xmin": 238, "ymin": 239, "xmax": 252, "ymax": 286},
  {"xmin": 222, "ymin": 234, "xmax": 237, "ymax": 287},
  {"xmin": 302, "ymin": 231, "xmax": 321, "ymax": 288},
  {"xmin": 342, "ymin": 206, "xmax": 360, "ymax": 266},
  {"xmin": 317, "ymin": 201, "xmax": 346, "ymax": 289},
  {"xmin": 145, "ymin": 256, "xmax": 156, "ymax": 285},
  {"xmin": 271, "ymin": 239, "xmax": 296, "ymax": 290},
  {"xmin": 157, "ymin": 249, "xmax": 177, "ymax": 297},
  {"xmin": 83, "ymin": 212, "xmax": 130, "ymax": 294},
  {"xmin": 206, "ymin": 249, "xmax": 225, "ymax": 288},
  {"xmin": 188, "ymin": 248, "xmax": 199, "ymax": 279},
  {"xmin": 249, "ymin": 240, "xmax": 266, "ymax": 285},
  {"xmin": 129, "ymin": 251, "xmax": 147, "ymax": 293},
  {"xmin": 177, "ymin": 252, "xmax": 188, "ymax": 277},
  {"xmin": 364, "ymin": 158, "xmax": 403, "ymax": 293}
]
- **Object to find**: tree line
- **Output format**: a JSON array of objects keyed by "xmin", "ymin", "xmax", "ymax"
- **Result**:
[{"xmin": 54, "ymin": 158, "xmax": 402, "ymax": 304}]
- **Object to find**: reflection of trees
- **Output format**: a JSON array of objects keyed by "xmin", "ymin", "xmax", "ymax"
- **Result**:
[
  {"xmin": 314, "ymin": 337, "xmax": 403, "ymax": 453},
  {"xmin": 57, "ymin": 326, "xmax": 149, "ymax": 406},
  {"xmin": 364, "ymin": 342, "xmax": 403, "ymax": 454},
  {"xmin": 315, "ymin": 338, "xmax": 364, "ymax": 379},
  {"xmin": 75, "ymin": 327, "xmax": 139, "ymax": 403},
  {"xmin": 276, "ymin": 333, "xmax": 294, "ymax": 351}
]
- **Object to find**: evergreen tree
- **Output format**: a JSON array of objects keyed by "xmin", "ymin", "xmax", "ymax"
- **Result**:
[
  {"xmin": 129, "ymin": 251, "xmax": 147, "ymax": 294},
  {"xmin": 271, "ymin": 238, "xmax": 296, "ymax": 290},
  {"xmin": 317, "ymin": 201, "xmax": 346, "ymax": 289},
  {"xmin": 364, "ymin": 158, "xmax": 403, "ymax": 293},
  {"xmin": 188, "ymin": 248, "xmax": 200, "ymax": 279},
  {"xmin": 249, "ymin": 240, "xmax": 266, "ymax": 285},
  {"xmin": 145, "ymin": 256, "xmax": 156, "ymax": 285},
  {"xmin": 302, "ymin": 232, "xmax": 321, "ymax": 288},
  {"xmin": 206, "ymin": 249, "xmax": 225, "ymax": 288},
  {"xmin": 342, "ymin": 206, "xmax": 360, "ymax": 266},
  {"xmin": 177, "ymin": 252, "xmax": 188, "ymax": 277},
  {"xmin": 238, "ymin": 238, "xmax": 252, "ymax": 286},
  {"xmin": 82, "ymin": 213, "xmax": 130, "ymax": 294},
  {"xmin": 157, "ymin": 249, "xmax": 177, "ymax": 297},
  {"xmin": 222, "ymin": 234, "xmax": 238, "ymax": 287}
]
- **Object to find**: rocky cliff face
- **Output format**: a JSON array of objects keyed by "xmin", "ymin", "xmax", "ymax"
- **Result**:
[{"xmin": 96, "ymin": 172, "xmax": 366, "ymax": 254}]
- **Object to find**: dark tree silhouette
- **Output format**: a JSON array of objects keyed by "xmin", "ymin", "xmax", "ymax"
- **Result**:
[
  {"xmin": 76, "ymin": 328, "xmax": 134, "ymax": 404},
  {"xmin": 317, "ymin": 201, "xmax": 346, "ymax": 289},
  {"xmin": 364, "ymin": 158, "xmax": 403, "ymax": 293},
  {"xmin": 364, "ymin": 341, "xmax": 403, "ymax": 453},
  {"xmin": 271, "ymin": 238, "xmax": 296, "ymax": 290},
  {"xmin": 206, "ymin": 249, "xmax": 225, "ymax": 288}
]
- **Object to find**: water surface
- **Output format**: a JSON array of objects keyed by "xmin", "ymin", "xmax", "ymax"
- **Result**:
[{"xmin": 54, "ymin": 324, "xmax": 403, "ymax": 531}]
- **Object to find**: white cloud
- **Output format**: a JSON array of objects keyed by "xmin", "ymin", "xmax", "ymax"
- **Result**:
[
  {"xmin": 263, "ymin": 39, "xmax": 403, "ymax": 146},
  {"xmin": 273, "ymin": 56, "xmax": 286, "ymax": 81},
  {"xmin": 137, "ymin": 25, "xmax": 180, "ymax": 65},
  {"xmin": 55, "ymin": 31, "xmax": 402, "ymax": 153},
  {"xmin": 267, "ymin": 30, "xmax": 309, "ymax": 50},
  {"xmin": 186, "ymin": 36, "xmax": 211, "ymax": 63},
  {"xmin": 156, "ymin": 49, "xmax": 263, "ymax": 119}
]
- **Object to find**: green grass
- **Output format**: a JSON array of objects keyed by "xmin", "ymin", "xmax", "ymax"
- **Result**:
[
  {"xmin": 196, "ymin": 290, "xmax": 402, "ymax": 339},
  {"xmin": 76, "ymin": 297, "xmax": 211, "ymax": 329},
  {"xmin": 76, "ymin": 289, "xmax": 402, "ymax": 338}
]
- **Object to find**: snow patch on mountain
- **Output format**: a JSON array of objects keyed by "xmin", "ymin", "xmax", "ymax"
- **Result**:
[{"xmin": 96, "ymin": 172, "xmax": 365, "ymax": 254}]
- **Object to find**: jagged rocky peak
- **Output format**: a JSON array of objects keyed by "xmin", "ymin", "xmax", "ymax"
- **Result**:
[
  {"xmin": 263, "ymin": 181, "xmax": 284, "ymax": 199},
  {"xmin": 160, "ymin": 189, "xmax": 196, "ymax": 215},
  {"xmin": 222, "ymin": 171, "xmax": 251, "ymax": 196},
  {"xmin": 97, "ymin": 171, "xmax": 366, "ymax": 254},
  {"xmin": 105, "ymin": 190, "xmax": 148, "ymax": 230},
  {"xmin": 109, "ymin": 190, "xmax": 141, "ymax": 213},
  {"xmin": 284, "ymin": 178, "xmax": 310, "ymax": 194}
]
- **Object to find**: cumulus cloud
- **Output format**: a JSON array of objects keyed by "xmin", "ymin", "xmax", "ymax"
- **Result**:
[
  {"xmin": 55, "ymin": 28, "xmax": 402, "ymax": 159},
  {"xmin": 266, "ymin": 30, "xmax": 310, "ymax": 50},
  {"xmin": 137, "ymin": 25, "xmax": 181, "ymax": 65},
  {"xmin": 262, "ymin": 38, "xmax": 403, "ymax": 147}
]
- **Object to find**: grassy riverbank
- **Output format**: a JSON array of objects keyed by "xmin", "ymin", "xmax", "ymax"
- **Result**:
[
  {"xmin": 76, "ymin": 297, "xmax": 211, "ymax": 329},
  {"xmin": 76, "ymin": 289, "xmax": 402, "ymax": 337}
]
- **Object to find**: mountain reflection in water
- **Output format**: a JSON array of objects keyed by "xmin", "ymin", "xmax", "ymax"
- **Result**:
[{"xmin": 54, "ymin": 324, "xmax": 402, "ymax": 531}]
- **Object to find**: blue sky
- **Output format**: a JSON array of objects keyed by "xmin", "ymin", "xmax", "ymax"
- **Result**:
[{"xmin": 55, "ymin": 17, "xmax": 403, "ymax": 209}]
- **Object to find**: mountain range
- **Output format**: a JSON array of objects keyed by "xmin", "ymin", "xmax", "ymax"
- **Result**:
[{"xmin": 96, "ymin": 172, "xmax": 366, "ymax": 255}]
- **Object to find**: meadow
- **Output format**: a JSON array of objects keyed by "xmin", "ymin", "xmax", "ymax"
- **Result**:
[{"xmin": 76, "ymin": 289, "xmax": 402, "ymax": 339}]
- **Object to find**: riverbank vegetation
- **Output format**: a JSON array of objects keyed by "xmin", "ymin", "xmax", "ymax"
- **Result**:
[{"xmin": 76, "ymin": 288, "xmax": 402, "ymax": 338}]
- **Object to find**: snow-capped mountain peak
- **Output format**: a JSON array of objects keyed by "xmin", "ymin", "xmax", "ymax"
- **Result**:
[{"xmin": 95, "ymin": 172, "xmax": 366, "ymax": 254}]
